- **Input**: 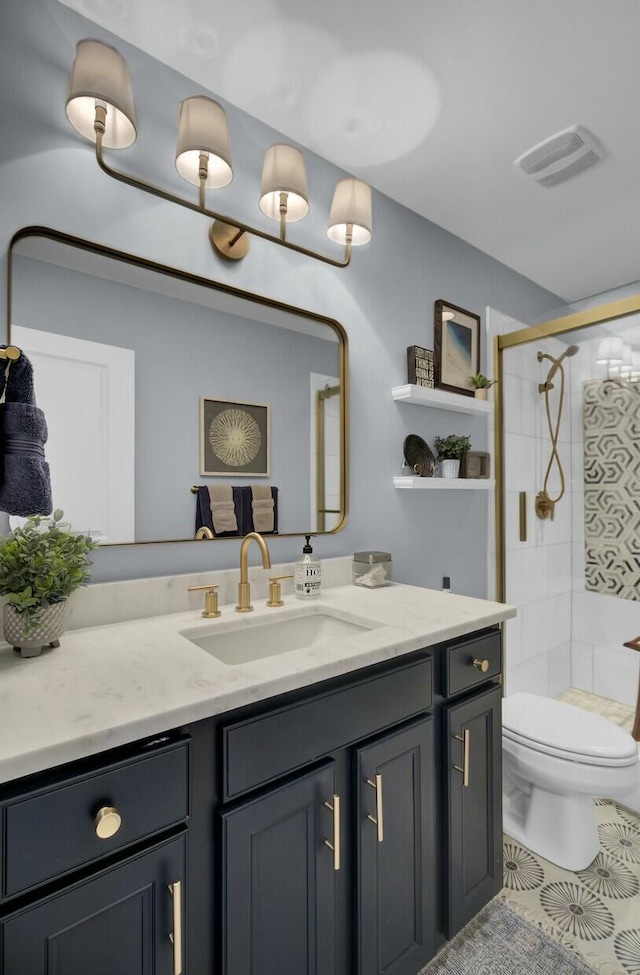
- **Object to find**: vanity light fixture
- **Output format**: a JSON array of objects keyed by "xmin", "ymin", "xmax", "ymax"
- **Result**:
[
  {"xmin": 619, "ymin": 343, "xmax": 634, "ymax": 378},
  {"xmin": 595, "ymin": 336, "xmax": 623, "ymax": 365},
  {"xmin": 65, "ymin": 39, "xmax": 372, "ymax": 267}
]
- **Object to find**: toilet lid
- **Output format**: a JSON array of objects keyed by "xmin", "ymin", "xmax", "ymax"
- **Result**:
[{"xmin": 502, "ymin": 693, "xmax": 638, "ymax": 765}]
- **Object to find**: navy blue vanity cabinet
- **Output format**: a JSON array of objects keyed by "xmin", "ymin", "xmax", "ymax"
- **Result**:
[
  {"xmin": 0, "ymin": 737, "xmax": 190, "ymax": 975},
  {"xmin": 222, "ymin": 762, "xmax": 338, "ymax": 975},
  {"xmin": 441, "ymin": 630, "xmax": 503, "ymax": 938},
  {"xmin": 1, "ymin": 832, "xmax": 186, "ymax": 975},
  {"xmin": 356, "ymin": 715, "xmax": 435, "ymax": 975},
  {"xmin": 218, "ymin": 654, "xmax": 436, "ymax": 975}
]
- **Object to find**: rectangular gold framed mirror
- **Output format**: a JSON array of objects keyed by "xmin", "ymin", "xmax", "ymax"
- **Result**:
[{"xmin": 7, "ymin": 227, "xmax": 348, "ymax": 545}]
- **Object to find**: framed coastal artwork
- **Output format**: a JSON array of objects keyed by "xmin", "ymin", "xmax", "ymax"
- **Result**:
[
  {"xmin": 433, "ymin": 300, "xmax": 481, "ymax": 397},
  {"xmin": 200, "ymin": 397, "xmax": 270, "ymax": 476}
]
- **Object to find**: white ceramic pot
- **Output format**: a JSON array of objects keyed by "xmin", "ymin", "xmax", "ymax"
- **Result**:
[
  {"xmin": 439, "ymin": 459, "xmax": 460, "ymax": 478},
  {"xmin": 474, "ymin": 388, "xmax": 488, "ymax": 400},
  {"xmin": 3, "ymin": 600, "xmax": 68, "ymax": 657}
]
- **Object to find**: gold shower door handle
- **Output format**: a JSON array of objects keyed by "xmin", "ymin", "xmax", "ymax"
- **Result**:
[
  {"xmin": 454, "ymin": 729, "xmax": 470, "ymax": 787},
  {"xmin": 168, "ymin": 880, "xmax": 183, "ymax": 975},
  {"xmin": 323, "ymin": 795, "xmax": 341, "ymax": 870},
  {"xmin": 519, "ymin": 492, "xmax": 527, "ymax": 542},
  {"xmin": 366, "ymin": 773, "xmax": 384, "ymax": 842}
]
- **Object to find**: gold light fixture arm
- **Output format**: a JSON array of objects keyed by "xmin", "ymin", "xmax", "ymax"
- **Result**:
[
  {"xmin": 94, "ymin": 124, "xmax": 351, "ymax": 268},
  {"xmin": 279, "ymin": 191, "xmax": 288, "ymax": 241}
]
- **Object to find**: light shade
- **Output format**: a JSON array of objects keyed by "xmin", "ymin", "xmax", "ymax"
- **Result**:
[
  {"xmin": 175, "ymin": 96, "xmax": 233, "ymax": 189},
  {"xmin": 259, "ymin": 145, "xmax": 309, "ymax": 222},
  {"xmin": 65, "ymin": 39, "xmax": 136, "ymax": 149},
  {"xmin": 327, "ymin": 178, "xmax": 372, "ymax": 245},
  {"xmin": 595, "ymin": 336, "xmax": 623, "ymax": 364},
  {"xmin": 620, "ymin": 343, "xmax": 634, "ymax": 376}
]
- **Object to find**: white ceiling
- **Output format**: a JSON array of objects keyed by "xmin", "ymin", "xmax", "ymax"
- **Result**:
[{"xmin": 57, "ymin": 0, "xmax": 640, "ymax": 302}]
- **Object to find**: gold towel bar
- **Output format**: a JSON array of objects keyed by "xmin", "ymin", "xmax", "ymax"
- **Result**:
[{"xmin": 0, "ymin": 346, "xmax": 20, "ymax": 361}]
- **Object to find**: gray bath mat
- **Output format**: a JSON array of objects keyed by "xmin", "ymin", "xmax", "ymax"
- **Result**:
[{"xmin": 419, "ymin": 898, "xmax": 597, "ymax": 974}]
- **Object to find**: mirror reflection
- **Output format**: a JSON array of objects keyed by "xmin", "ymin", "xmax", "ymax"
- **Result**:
[{"xmin": 7, "ymin": 229, "xmax": 347, "ymax": 544}]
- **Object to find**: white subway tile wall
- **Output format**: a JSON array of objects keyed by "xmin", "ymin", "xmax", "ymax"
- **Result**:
[
  {"xmin": 503, "ymin": 327, "xmax": 640, "ymax": 703},
  {"xmin": 503, "ymin": 331, "xmax": 574, "ymax": 697}
]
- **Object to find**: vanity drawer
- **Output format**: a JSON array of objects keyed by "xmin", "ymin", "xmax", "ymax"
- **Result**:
[
  {"xmin": 2, "ymin": 738, "xmax": 190, "ymax": 898},
  {"xmin": 442, "ymin": 630, "xmax": 501, "ymax": 698},
  {"xmin": 223, "ymin": 656, "xmax": 433, "ymax": 800}
]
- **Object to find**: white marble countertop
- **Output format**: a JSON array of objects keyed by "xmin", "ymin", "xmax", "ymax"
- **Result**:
[{"xmin": 0, "ymin": 582, "xmax": 515, "ymax": 785}]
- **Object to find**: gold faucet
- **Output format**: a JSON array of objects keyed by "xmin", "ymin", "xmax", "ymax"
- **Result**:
[{"xmin": 236, "ymin": 532, "xmax": 272, "ymax": 613}]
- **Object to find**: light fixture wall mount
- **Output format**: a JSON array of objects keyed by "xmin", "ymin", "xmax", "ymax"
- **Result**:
[{"xmin": 65, "ymin": 39, "xmax": 372, "ymax": 267}]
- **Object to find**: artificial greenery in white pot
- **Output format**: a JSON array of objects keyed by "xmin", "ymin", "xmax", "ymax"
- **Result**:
[
  {"xmin": 433, "ymin": 434, "xmax": 471, "ymax": 479},
  {"xmin": 0, "ymin": 510, "xmax": 96, "ymax": 657}
]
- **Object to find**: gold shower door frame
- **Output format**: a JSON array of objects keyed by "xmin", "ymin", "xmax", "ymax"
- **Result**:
[{"xmin": 494, "ymin": 293, "xmax": 640, "ymax": 603}]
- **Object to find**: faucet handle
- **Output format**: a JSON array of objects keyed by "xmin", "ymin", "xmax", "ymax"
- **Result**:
[
  {"xmin": 188, "ymin": 584, "xmax": 221, "ymax": 618},
  {"xmin": 266, "ymin": 575, "xmax": 294, "ymax": 608}
]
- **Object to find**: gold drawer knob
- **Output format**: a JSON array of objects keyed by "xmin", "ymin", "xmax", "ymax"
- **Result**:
[
  {"xmin": 472, "ymin": 657, "xmax": 490, "ymax": 673},
  {"xmin": 94, "ymin": 805, "xmax": 122, "ymax": 839}
]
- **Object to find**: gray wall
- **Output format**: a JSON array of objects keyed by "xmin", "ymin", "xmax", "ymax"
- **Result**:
[
  {"xmin": 0, "ymin": 0, "xmax": 563, "ymax": 595},
  {"xmin": 13, "ymin": 254, "xmax": 339, "ymax": 538}
]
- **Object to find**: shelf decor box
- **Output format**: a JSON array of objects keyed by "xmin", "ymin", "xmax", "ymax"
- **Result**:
[{"xmin": 407, "ymin": 346, "xmax": 435, "ymax": 388}]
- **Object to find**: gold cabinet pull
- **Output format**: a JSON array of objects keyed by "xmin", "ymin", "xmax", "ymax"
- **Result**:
[
  {"xmin": 323, "ymin": 795, "xmax": 341, "ymax": 870},
  {"xmin": 454, "ymin": 729, "xmax": 470, "ymax": 787},
  {"xmin": 94, "ymin": 805, "xmax": 122, "ymax": 839},
  {"xmin": 472, "ymin": 657, "xmax": 490, "ymax": 673},
  {"xmin": 366, "ymin": 773, "xmax": 384, "ymax": 842},
  {"xmin": 168, "ymin": 880, "xmax": 183, "ymax": 975}
]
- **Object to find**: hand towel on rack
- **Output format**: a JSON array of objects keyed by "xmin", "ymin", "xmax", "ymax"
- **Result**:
[
  {"xmin": 251, "ymin": 484, "xmax": 274, "ymax": 533},
  {"xmin": 195, "ymin": 486, "xmax": 215, "ymax": 536},
  {"xmin": 0, "ymin": 349, "xmax": 52, "ymax": 517},
  {"xmin": 208, "ymin": 484, "xmax": 239, "ymax": 534}
]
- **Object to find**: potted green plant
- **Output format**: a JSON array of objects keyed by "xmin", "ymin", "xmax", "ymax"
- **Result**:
[
  {"xmin": 0, "ymin": 510, "xmax": 96, "ymax": 657},
  {"xmin": 469, "ymin": 373, "xmax": 496, "ymax": 400},
  {"xmin": 433, "ymin": 435, "xmax": 471, "ymax": 479}
]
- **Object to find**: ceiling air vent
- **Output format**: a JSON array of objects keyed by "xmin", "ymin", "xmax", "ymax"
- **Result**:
[{"xmin": 514, "ymin": 125, "xmax": 603, "ymax": 187}]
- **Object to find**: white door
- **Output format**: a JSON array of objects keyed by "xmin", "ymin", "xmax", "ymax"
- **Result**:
[{"xmin": 10, "ymin": 326, "xmax": 135, "ymax": 543}]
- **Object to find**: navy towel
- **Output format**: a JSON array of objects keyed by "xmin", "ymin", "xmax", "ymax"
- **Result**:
[{"xmin": 0, "ymin": 349, "xmax": 53, "ymax": 517}]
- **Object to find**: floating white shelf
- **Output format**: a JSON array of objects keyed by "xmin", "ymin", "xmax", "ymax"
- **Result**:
[
  {"xmin": 393, "ymin": 477, "xmax": 495, "ymax": 491},
  {"xmin": 391, "ymin": 384, "xmax": 493, "ymax": 416}
]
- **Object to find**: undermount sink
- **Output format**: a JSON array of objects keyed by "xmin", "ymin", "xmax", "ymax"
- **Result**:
[{"xmin": 180, "ymin": 609, "xmax": 378, "ymax": 665}]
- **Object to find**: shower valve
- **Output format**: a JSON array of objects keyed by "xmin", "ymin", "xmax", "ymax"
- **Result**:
[{"xmin": 535, "ymin": 491, "xmax": 555, "ymax": 521}]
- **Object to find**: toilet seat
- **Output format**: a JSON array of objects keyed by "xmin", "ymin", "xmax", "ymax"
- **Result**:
[{"xmin": 503, "ymin": 692, "xmax": 638, "ymax": 767}]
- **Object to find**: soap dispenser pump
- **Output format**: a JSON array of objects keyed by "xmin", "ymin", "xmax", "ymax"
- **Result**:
[{"xmin": 295, "ymin": 535, "xmax": 321, "ymax": 599}]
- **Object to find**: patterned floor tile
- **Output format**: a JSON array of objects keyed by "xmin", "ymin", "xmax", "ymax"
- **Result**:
[{"xmin": 501, "ymin": 796, "xmax": 640, "ymax": 974}]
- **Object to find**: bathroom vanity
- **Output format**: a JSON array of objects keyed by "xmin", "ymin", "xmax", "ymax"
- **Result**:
[{"xmin": 0, "ymin": 582, "xmax": 513, "ymax": 974}]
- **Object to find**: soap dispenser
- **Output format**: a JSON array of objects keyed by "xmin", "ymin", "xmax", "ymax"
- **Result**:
[{"xmin": 295, "ymin": 535, "xmax": 321, "ymax": 599}]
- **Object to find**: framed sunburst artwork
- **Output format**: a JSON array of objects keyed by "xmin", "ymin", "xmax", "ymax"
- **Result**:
[{"xmin": 200, "ymin": 397, "xmax": 270, "ymax": 476}]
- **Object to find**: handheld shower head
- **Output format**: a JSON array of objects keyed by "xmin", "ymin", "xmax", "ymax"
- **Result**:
[{"xmin": 537, "ymin": 344, "xmax": 579, "ymax": 389}]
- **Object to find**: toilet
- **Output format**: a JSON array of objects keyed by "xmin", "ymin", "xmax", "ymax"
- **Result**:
[{"xmin": 502, "ymin": 693, "xmax": 640, "ymax": 871}]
